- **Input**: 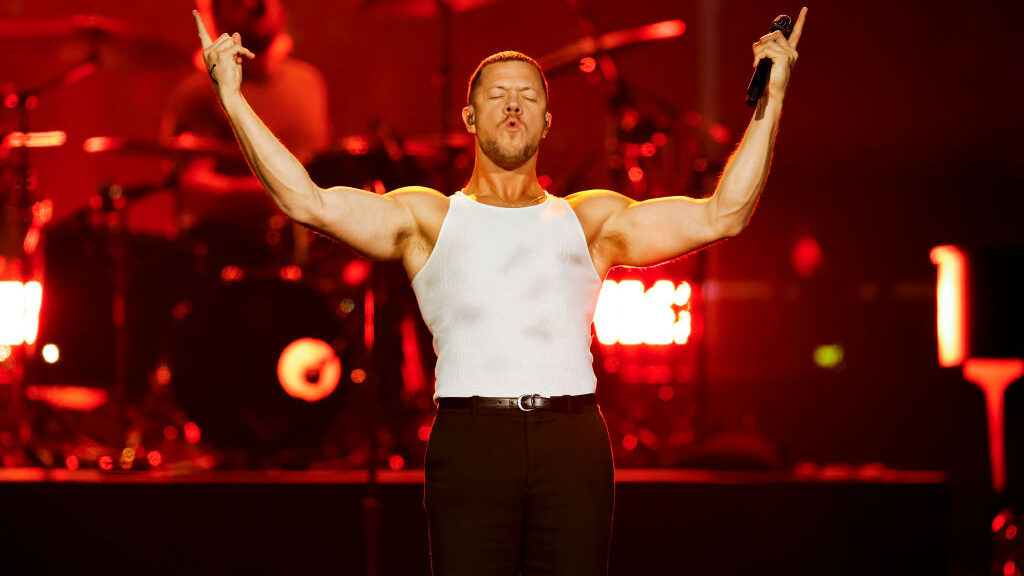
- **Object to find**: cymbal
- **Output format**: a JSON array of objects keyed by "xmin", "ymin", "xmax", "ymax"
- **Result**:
[
  {"xmin": 82, "ymin": 134, "xmax": 240, "ymax": 160},
  {"xmin": 538, "ymin": 19, "xmax": 686, "ymax": 76},
  {"xmin": 0, "ymin": 14, "xmax": 188, "ymax": 70},
  {"xmin": 352, "ymin": 0, "xmax": 497, "ymax": 18}
]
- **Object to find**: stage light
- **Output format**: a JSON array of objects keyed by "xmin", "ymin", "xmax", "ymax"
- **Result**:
[
  {"xmin": 342, "ymin": 259, "xmax": 370, "ymax": 285},
  {"xmin": 813, "ymin": 344, "xmax": 844, "ymax": 370},
  {"xmin": 279, "ymin": 265, "xmax": 302, "ymax": 282},
  {"xmin": 184, "ymin": 422, "xmax": 201, "ymax": 444},
  {"xmin": 622, "ymin": 434, "xmax": 638, "ymax": 451},
  {"xmin": 147, "ymin": 451, "xmax": 162, "ymax": 467},
  {"xmin": 994, "ymin": 511, "xmax": 1010, "ymax": 533},
  {"xmin": 154, "ymin": 364, "xmax": 172, "ymax": 386},
  {"xmin": 963, "ymin": 358, "xmax": 1024, "ymax": 494},
  {"xmin": 0, "ymin": 281, "xmax": 43, "ymax": 345},
  {"xmin": 627, "ymin": 166, "xmax": 644, "ymax": 183},
  {"xmin": 579, "ymin": 56, "xmax": 597, "ymax": 73},
  {"xmin": 98, "ymin": 456, "xmax": 113, "ymax": 471},
  {"xmin": 163, "ymin": 425, "xmax": 178, "ymax": 441},
  {"xmin": 594, "ymin": 280, "xmax": 693, "ymax": 346},
  {"xmin": 65, "ymin": 455, "xmax": 79, "ymax": 471},
  {"xmin": 25, "ymin": 385, "xmax": 107, "ymax": 411},
  {"xmin": 220, "ymin": 266, "xmax": 244, "ymax": 282},
  {"xmin": 276, "ymin": 338, "xmax": 341, "ymax": 402},
  {"xmin": 388, "ymin": 454, "xmax": 405, "ymax": 471},
  {"xmin": 417, "ymin": 425, "xmax": 431, "ymax": 442},
  {"xmin": 41, "ymin": 344, "xmax": 59, "ymax": 364},
  {"xmin": 351, "ymin": 369, "xmax": 367, "ymax": 384},
  {"xmin": 791, "ymin": 234, "xmax": 824, "ymax": 278},
  {"xmin": 930, "ymin": 245, "xmax": 967, "ymax": 367},
  {"xmin": 119, "ymin": 447, "xmax": 135, "ymax": 470}
]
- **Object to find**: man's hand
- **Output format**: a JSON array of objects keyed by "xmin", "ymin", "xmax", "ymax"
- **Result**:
[
  {"xmin": 193, "ymin": 10, "xmax": 255, "ymax": 97},
  {"xmin": 752, "ymin": 6, "xmax": 807, "ymax": 101}
]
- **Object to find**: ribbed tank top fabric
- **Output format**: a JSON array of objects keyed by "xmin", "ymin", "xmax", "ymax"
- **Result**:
[{"xmin": 411, "ymin": 191, "xmax": 604, "ymax": 403}]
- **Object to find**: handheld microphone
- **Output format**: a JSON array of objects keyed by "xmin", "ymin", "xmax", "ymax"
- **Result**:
[{"xmin": 745, "ymin": 15, "xmax": 794, "ymax": 107}]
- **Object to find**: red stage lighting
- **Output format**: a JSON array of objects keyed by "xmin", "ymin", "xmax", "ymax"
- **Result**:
[
  {"xmin": 276, "ymin": 337, "xmax": 341, "ymax": 402},
  {"xmin": 930, "ymin": 245, "xmax": 967, "ymax": 367},
  {"xmin": 594, "ymin": 280, "xmax": 692, "ymax": 346},
  {"xmin": 0, "ymin": 281, "xmax": 43, "ymax": 345}
]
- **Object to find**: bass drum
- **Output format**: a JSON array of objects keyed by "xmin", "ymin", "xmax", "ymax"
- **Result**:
[
  {"xmin": 169, "ymin": 278, "xmax": 352, "ymax": 468},
  {"xmin": 34, "ymin": 214, "xmax": 194, "ymax": 398}
]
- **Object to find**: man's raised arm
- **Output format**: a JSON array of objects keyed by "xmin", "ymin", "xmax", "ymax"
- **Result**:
[
  {"xmin": 191, "ymin": 10, "xmax": 417, "ymax": 261},
  {"xmin": 576, "ymin": 7, "xmax": 807, "ymax": 269}
]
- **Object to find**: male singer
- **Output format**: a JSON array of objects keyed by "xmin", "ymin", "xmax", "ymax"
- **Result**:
[{"xmin": 192, "ymin": 7, "xmax": 807, "ymax": 575}]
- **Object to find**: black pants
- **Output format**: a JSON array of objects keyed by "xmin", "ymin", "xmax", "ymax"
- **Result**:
[{"xmin": 423, "ymin": 397, "xmax": 615, "ymax": 576}]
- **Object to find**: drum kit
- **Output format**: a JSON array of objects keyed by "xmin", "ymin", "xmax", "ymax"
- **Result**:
[{"xmin": 0, "ymin": 1, "xmax": 704, "ymax": 471}]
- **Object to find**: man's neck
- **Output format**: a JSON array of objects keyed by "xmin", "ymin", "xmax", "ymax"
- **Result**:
[{"xmin": 464, "ymin": 153, "xmax": 544, "ymax": 202}]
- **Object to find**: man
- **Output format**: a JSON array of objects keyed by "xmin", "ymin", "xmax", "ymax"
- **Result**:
[
  {"xmin": 166, "ymin": 0, "xmax": 329, "ymax": 267},
  {"xmin": 192, "ymin": 7, "xmax": 807, "ymax": 575}
]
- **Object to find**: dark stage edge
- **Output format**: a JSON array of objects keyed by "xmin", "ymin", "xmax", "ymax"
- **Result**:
[{"xmin": 0, "ymin": 468, "xmax": 949, "ymax": 576}]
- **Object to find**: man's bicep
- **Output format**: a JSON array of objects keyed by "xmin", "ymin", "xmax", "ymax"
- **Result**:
[
  {"xmin": 302, "ymin": 185, "xmax": 417, "ymax": 261},
  {"xmin": 604, "ymin": 195, "xmax": 723, "ymax": 267}
]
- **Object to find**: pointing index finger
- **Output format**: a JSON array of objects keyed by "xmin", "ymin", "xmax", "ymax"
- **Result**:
[
  {"xmin": 788, "ymin": 6, "xmax": 808, "ymax": 49},
  {"xmin": 193, "ymin": 10, "xmax": 213, "ymax": 49}
]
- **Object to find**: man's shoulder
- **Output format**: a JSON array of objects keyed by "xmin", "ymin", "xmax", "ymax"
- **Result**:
[
  {"xmin": 565, "ymin": 189, "xmax": 632, "ymax": 228},
  {"xmin": 387, "ymin": 186, "xmax": 450, "ymax": 217},
  {"xmin": 386, "ymin": 186, "xmax": 449, "ymax": 240}
]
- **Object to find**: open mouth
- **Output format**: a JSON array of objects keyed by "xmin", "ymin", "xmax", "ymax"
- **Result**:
[{"xmin": 505, "ymin": 119, "xmax": 519, "ymax": 131}]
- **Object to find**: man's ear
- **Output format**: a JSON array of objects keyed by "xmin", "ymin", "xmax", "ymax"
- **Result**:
[
  {"xmin": 542, "ymin": 111, "xmax": 551, "ymax": 138},
  {"xmin": 462, "ymin": 106, "xmax": 476, "ymax": 134}
]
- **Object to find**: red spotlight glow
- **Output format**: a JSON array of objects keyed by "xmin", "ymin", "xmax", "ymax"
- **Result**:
[
  {"xmin": 417, "ymin": 425, "xmax": 431, "ymax": 442},
  {"xmin": 147, "ymin": 451, "xmax": 162, "ymax": 467},
  {"xmin": 163, "ymin": 425, "xmax": 178, "ymax": 441},
  {"xmin": 351, "ymin": 369, "xmax": 367, "ymax": 384},
  {"xmin": 220, "ymin": 266, "xmax": 244, "ymax": 283},
  {"xmin": 791, "ymin": 234, "xmax": 824, "ymax": 278},
  {"xmin": 963, "ymin": 358, "xmax": 1024, "ymax": 493},
  {"xmin": 276, "ymin": 338, "xmax": 341, "ymax": 402},
  {"xmin": 279, "ymin": 265, "xmax": 302, "ymax": 282},
  {"xmin": 994, "ymin": 512, "xmax": 1009, "ymax": 533},
  {"xmin": 184, "ymin": 422, "xmax": 201, "ymax": 445},
  {"xmin": 98, "ymin": 456, "xmax": 113, "ymax": 471},
  {"xmin": 1007, "ymin": 525, "xmax": 1018, "ymax": 540},
  {"xmin": 341, "ymin": 135, "xmax": 371, "ymax": 155},
  {"xmin": 65, "ymin": 455, "xmax": 79, "ymax": 470},
  {"xmin": 1, "ymin": 130, "xmax": 67, "ymax": 153},
  {"xmin": 25, "ymin": 385, "xmax": 107, "ymax": 411},
  {"xmin": 627, "ymin": 166, "xmax": 644, "ymax": 183},
  {"xmin": 343, "ymin": 259, "xmax": 370, "ymax": 286},
  {"xmin": 622, "ymin": 434, "xmax": 638, "ymax": 451},
  {"xmin": 579, "ymin": 56, "xmax": 597, "ymax": 73},
  {"xmin": 930, "ymin": 245, "xmax": 967, "ymax": 367},
  {"xmin": 388, "ymin": 454, "xmax": 405, "ymax": 471},
  {"xmin": 1004, "ymin": 561, "xmax": 1015, "ymax": 576}
]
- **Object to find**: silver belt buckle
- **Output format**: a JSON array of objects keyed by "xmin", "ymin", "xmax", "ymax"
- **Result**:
[{"xmin": 517, "ymin": 394, "xmax": 540, "ymax": 412}]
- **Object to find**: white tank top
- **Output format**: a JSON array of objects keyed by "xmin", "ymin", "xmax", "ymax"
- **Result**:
[{"xmin": 411, "ymin": 190, "xmax": 604, "ymax": 402}]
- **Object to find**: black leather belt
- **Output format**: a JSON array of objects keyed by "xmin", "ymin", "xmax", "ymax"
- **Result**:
[{"xmin": 438, "ymin": 393, "xmax": 597, "ymax": 413}]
